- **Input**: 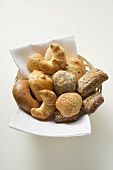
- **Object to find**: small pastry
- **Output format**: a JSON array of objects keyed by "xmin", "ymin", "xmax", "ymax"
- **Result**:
[
  {"xmin": 39, "ymin": 43, "xmax": 67, "ymax": 74},
  {"xmin": 31, "ymin": 90, "xmax": 57, "ymax": 120}
]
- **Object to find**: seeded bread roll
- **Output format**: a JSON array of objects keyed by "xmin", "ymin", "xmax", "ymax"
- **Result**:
[
  {"xmin": 52, "ymin": 70, "xmax": 77, "ymax": 96},
  {"xmin": 77, "ymin": 68, "xmax": 108, "ymax": 98},
  {"xmin": 56, "ymin": 92, "xmax": 82, "ymax": 118},
  {"xmin": 81, "ymin": 91, "xmax": 104, "ymax": 114}
]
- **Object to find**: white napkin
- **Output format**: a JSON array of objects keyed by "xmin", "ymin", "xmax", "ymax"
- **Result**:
[
  {"xmin": 9, "ymin": 35, "xmax": 91, "ymax": 137},
  {"xmin": 10, "ymin": 35, "xmax": 78, "ymax": 79}
]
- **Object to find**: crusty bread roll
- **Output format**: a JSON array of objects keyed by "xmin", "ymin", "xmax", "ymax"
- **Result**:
[
  {"xmin": 56, "ymin": 92, "xmax": 82, "ymax": 117},
  {"xmin": 12, "ymin": 80, "xmax": 40, "ymax": 113},
  {"xmin": 28, "ymin": 70, "xmax": 54, "ymax": 102},
  {"xmin": 26, "ymin": 53, "xmax": 43, "ymax": 72},
  {"xmin": 65, "ymin": 56, "xmax": 86, "ymax": 80}
]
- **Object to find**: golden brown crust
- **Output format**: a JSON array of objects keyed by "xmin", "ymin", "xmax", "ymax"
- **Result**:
[
  {"xmin": 44, "ymin": 47, "xmax": 52, "ymax": 61},
  {"xmin": 28, "ymin": 70, "xmax": 54, "ymax": 102},
  {"xmin": 31, "ymin": 90, "xmax": 57, "ymax": 120},
  {"xmin": 39, "ymin": 43, "xmax": 67, "ymax": 74},
  {"xmin": 12, "ymin": 80, "xmax": 40, "ymax": 113},
  {"xmin": 65, "ymin": 56, "xmax": 86, "ymax": 80},
  {"xmin": 56, "ymin": 92, "xmax": 82, "ymax": 117},
  {"xmin": 26, "ymin": 53, "xmax": 43, "ymax": 72}
]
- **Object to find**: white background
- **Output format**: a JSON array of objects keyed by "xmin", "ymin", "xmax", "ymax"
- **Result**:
[{"xmin": 0, "ymin": 0, "xmax": 112, "ymax": 170}]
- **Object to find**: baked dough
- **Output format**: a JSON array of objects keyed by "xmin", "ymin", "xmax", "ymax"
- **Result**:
[
  {"xmin": 28, "ymin": 70, "xmax": 54, "ymax": 102},
  {"xmin": 77, "ymin": 68, "xmax": 108, "ymax": 98},
  {"xmin": 31, "ymin": 90, "xmax": 57, "ymax": 120},
  {"xmin": 81, "ymin": 91, "xmax": 104, "ymax": 114},
  {"xmin": 26, "ymin": 53, "xmax": 43, "ymax": 72},
  {"xmin": 44, "ymin": 47, "xmax": 52, "ymax": 61},
  {"xmin": 52, "ymin": 70, "xmax": 77, "ymax": 96},
  {"xmin": 56, "ymin": 92, "xmax": 82, "ymax": 117},
  {"xmin": 39, "ymin": 43, "xmax": 67, "ymax": 74},
  {"xmin": 65, "ymin": 56, "xmax": 86, "ymax": 80},
  {"xmin": 12, "ymin": 80, "xmax": 40, "ymax": 113}
]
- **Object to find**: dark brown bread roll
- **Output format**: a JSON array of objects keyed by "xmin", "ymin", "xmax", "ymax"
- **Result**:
[
  {"xmin": 81, "ymin": 91, "xmax": 104, "ymax": 114},
  {"xmin": 77, "ymin": 68, "xmax": 108, "ymax": 98},
  {"xmin": 55, "ymin": 110, "xmax": 86, "ymax": 123}
]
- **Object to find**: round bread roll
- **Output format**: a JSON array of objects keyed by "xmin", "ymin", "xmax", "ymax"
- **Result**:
[
  {"xmin": 56, "ymin": 92, "xmax": 82, "ymax": 117},
  {"xmin": 28, "ymin": 70, "xmax": 54, "ymax": 102},
  {"xmin": 52, "ymin": 70, "xmax": 77, "ymax": 96},
  {"xmin": 26, "ymin": 53, "xmax": 43, "ymax": 72},
  {"xmin": 65, "ymin": 56, "xmax": 86, "ymax": 80},
  {"xmin": 12, "ymin": 80, "xmax": 40, "ymax": 113}
]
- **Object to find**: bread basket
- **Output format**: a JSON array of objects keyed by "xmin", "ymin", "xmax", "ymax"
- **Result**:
[{"xmin": 10, "ymin": 35, "xmax": 94, "ymax": 137}]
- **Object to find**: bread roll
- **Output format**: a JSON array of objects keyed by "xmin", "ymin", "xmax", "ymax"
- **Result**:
[
  {"xmin": 77, "ymin": 68, "xmax": 108, "ymax": 98},
  {"xmin": 56, "ymin": 92, "xmax": 82, "ymax": 117},
  {"xmin": 28, "ymin": 70, "xmax": 54, "ymax": 102},
  {"xmin": 52, "ymin": 70, "xmax": 77, "ymax": 96},
  {"xmin": 12, "ymin": 80, "xmax": 40, "ymax": 113},
  {"xmin": 65, "ymin": 56, "xmax": 86, "ymax": 80},
  {"xmin": 26, "ymin": 53, "xmax": 43, "ymax": 72}
]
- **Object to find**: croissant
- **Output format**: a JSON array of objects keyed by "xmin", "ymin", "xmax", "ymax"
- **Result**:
[
  {"xmin": 28, "ymin": 70, "xmax": 54, "ymax": 102},
  {"xmin": 39, "ymin": 43, "xmax": 67, "ymax": 74},
  {"xmin": 31, "ymin": 90, "xmax": 57, "ymax": 120}
]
